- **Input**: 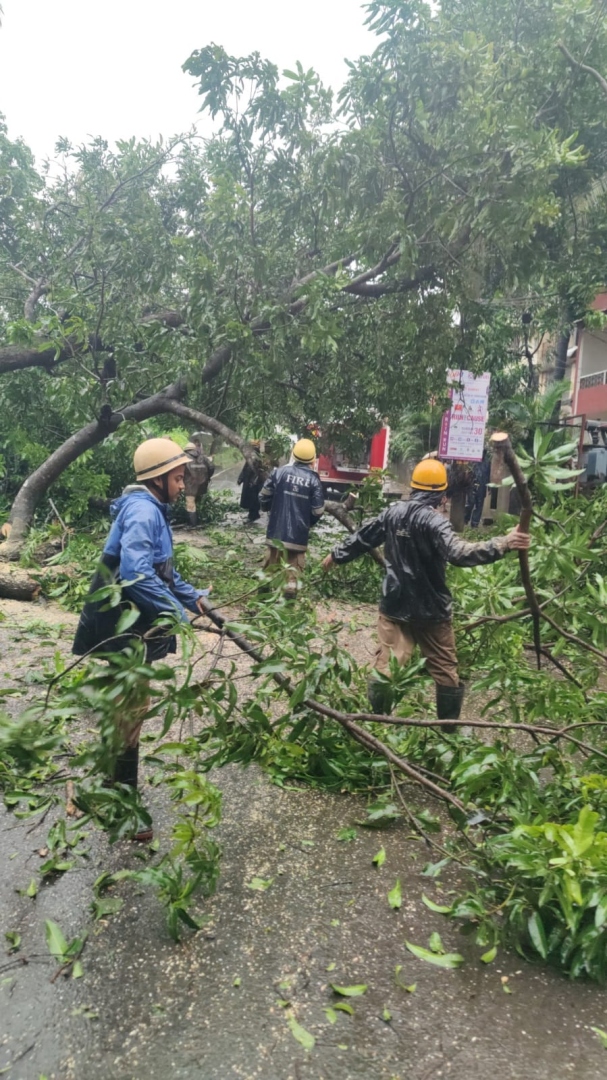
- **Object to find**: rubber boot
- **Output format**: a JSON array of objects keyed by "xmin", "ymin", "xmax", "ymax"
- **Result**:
[
  {"xmin": 186, "ymin": 511, "xmax": 198, "ymax": 529},
  {"xmin": 436, "ymin": 682, "xmax": 465, "ymax": 733},
  {"xmin": 367, "ymin": 679, "xmax": 393, "ymax": 716},
  {"xmin": 112, "ymin": 745, "xmax": 153, "ymax": 842}
]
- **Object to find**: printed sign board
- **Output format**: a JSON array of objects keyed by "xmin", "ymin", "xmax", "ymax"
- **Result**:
[{"xmin": 439, "ymin": 370, "xmax": 491, "ymax": 462}]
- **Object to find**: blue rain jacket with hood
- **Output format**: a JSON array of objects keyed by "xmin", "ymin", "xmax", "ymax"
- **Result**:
[{"xmin": 73, "ymin": 486, "xmax": 207, "ymax": 660}]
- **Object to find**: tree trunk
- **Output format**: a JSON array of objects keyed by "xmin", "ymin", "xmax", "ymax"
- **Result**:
[
  {"xmin": 0, "ymin": 380, "xmax": 261, "ymax": 559},
  {"xmin": 449, "ymin": 488, "xmax": 466, "ymax": 533},
  {"xmin": 552, "ymin": 329, "xmax": 571, "ymax": 384},
  {"xmin": 0, "ymin": 563, "xmax": 40, "ymax": 600}
]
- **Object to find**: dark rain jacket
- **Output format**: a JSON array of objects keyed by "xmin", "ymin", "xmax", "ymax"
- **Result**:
[
  {"xmin": 72, "ymin": 487, "xmax": 207, "ymax": 660},
  {"xmin": 237, "ymin": 462, "xmax": 265, "ymax": 513},
  {"xmin": 260, "ymin": 463, "xmax": 325, "ymax": 551},
  {"xmin": 331, "ymin": 493, "xmax": 509, "ymax": 623}
]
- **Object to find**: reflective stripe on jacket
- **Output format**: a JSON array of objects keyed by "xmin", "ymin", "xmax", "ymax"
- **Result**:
[
  {"xmin": 331, "ymin": 494, "xmax": 508, "ymax": 622},
  {"xmin": 260, "ymin": 463, "xmax": 325, "ymax": 551}
]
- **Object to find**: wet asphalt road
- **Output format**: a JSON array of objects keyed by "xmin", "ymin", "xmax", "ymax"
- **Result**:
[{"xmin": 2, "ymin": 594, "xmax": 607, "ymax": 1079}]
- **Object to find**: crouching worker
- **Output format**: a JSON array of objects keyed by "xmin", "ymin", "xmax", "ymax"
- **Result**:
[
  {"xmin": 259, "ymin": 438, "xmax": 324, "ymax": 599},
  {"xmin": 72, "ymin": 438, "xmax": 211, "ymax": 839},
  {"xmin": 322, "ymin": 458, "xmax": 530, "ymax": 727}
]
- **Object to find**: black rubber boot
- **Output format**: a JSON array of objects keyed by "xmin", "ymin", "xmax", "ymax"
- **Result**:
[
  {"xmin": 367, "ymin": 680, "xmax": 393, "ymax": 716},
  {"xmin": 113, "ymin": 744, "xmax": 139, "ymax": 787},
  {"xmin": 112, "ymin": 745, "xmax": 153, "ymax": 842},
  {"xmin": 436, "ymin": 682, "xmax": 465, "ymax": 733},
  {"xmin": 186, "ymin": 511, "xmax": 198, "ymax": 529}
]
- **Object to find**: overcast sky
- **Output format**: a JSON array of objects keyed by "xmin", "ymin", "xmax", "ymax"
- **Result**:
[{"xmin": 0, "ymin": 0, "xmax": 376, "ymax": 164}]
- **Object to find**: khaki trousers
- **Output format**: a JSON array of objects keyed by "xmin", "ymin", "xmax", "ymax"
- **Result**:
[
  {"xmin": 118, "ymin": 696, "xmax": 150, "ymax": 749},
  {"xmin": 375, "ymin": 613, "xmax": 459, "ymax": 688},
  {"xmin": 262, "ymin": 546, "xmax": 306, "ymax": 596}
]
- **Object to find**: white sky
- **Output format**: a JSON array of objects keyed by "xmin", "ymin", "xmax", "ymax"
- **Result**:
[{"xmin": 0, "ymin": 0, "xmax": 376, "ymax": 164}]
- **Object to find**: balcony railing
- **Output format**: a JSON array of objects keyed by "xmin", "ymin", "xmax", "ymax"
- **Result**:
[{"xmin": 580, "ymin": 370, "xmax": 607, "ymax": 391}]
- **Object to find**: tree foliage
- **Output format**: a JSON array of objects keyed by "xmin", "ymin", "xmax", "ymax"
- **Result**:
[{"xmin": 1, "ymin": 0, "xmax": 607, "ymax": 540}]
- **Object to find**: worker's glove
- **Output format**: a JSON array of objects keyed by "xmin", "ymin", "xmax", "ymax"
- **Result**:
[{"xmin": 505, "ymin": 527, "xmax": 531, "ymax": 551}]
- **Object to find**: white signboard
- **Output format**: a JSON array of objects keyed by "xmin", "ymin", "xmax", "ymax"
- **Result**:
[{"xmin": 439, "ymin": 370, "xmax": 490, "ymax": 462}]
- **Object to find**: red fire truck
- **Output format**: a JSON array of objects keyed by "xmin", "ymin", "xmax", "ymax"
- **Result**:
[{"xmin": 316, "ymin": 425, "xmax": 396, "ymax": 497}]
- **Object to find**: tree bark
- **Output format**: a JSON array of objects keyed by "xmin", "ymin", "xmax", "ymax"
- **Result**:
[
  {"xmin": 0, "ymin": 379, "xmax": 182, "ymax": 558},
  {"xmin": 0, "ymin": 342, "xmax": 76, "ymax": 376},
  {"xmin": 0, "ymin": 563, "xmax": 40, "ymax": 600},
  {"xmin": 160, "ymin": 399, "xmax": 258, "ymax": 467},
  {"xmin": 0, "ymin": 379, "xmax": 263, "ymax": 558},
  {"xmin": 552, "ymin": 329, "xmax": 571, "ymax": 384},
  {"xmin": 324, "ymin": 499, "xmax": 386, "ymax": 568}
]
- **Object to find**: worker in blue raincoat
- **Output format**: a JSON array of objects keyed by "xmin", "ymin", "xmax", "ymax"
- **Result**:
[{"xmin": 73, "ymin": 437, "xmax": 211, "ymax": 838}]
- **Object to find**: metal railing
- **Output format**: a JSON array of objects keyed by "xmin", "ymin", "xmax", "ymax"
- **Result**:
[{"xmin": 579, "ymin": 370, "xmax": 607, "ymax": 391}]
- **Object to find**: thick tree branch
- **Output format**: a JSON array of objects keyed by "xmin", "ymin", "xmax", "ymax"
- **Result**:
[
  {"xmin": 159, "ymin": 399, "xmax": 258, "ymax": 466},
  {"xmin": 0, "ymin": 342, "xmax": 73, "ymax": 376},
  {"xmin": 195, "ymin": 597, "xmax": 465, "ymax": 810},
  {"xmin": 0, "ymin": 378, "xmax": 186, "ymax": 556},
  {"xmin": 490, "ymin": 432, "xmax": 541, "ymax": 666},
  {"xmin": 558, "ymin": 42, "xmax": 607, "ymax": 98},
  {"xmin": 24, "ymin": 277, "xmax": 49, "ymax": 322}
]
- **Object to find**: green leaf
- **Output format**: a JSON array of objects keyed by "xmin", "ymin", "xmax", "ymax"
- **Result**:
[
  {"xmin": 330, "ymin": 983, "xmax": 368, "ymax": 997},
  {"xmin": 422, "ymin": 894, "xmax": 452, "ymax": 914},
  {"xmin": 287, "ymin": 1016, "xmax": 315, "ymax": 1050},
  {"xmin": 336, "ymin": 827, "xmax": 357, "ymax": 842},
  {"xmin": 422, "ymin": 858, "xmax": 450, "ymax": 877},
  {"xmin": 4, "ymin": 931, "xmax": 21, "ymax": 951},
  {"xmin": 116, "ymin": 606, "xmax": 141, "ymax": 633},
  {"xmin": 44, "ymin": 919, "xmax": 69, "ymax": 960},
  {"xmin": 372, "ymin": 847, "xmax": 386, "ymax": 867},
  {"xmin": 394, "ymin": 966, "xmax": 416, "ymax": 991},
  {"xmin": 358, "ymin": 802, "xmax": 401, "ymax": 828},
  {"xmin": 326, "ymin": 962, "xmax": 336, "ymax": 971},
  {"xmin": 405, "ymin": 941, "xmax": 464, "ymax": 968},
  {"xmin": 233, "ymin": 976, "xmax": 241, "ymax": 987},
  {"xmin": 480, "ymin": 946, "xmax": 497, "ymax": 964},
  {"xmin": 91, "ymin": 897, "xmax": 124, "ymax": 920},
  {"xmin": 72, "ymin": 960, "xmax": 84, "ymax": 979},
  {"xmin": 388, "ymin": 879, "xmax": 402, "ymax": 909},
  {"xmin": 527, "ymin": 912, "xmax": 548, "ymax": 959},
  {"xmin": 415, "ymin": 809, "xmax": 441, "ymax": 833},
  {"xmin": 25, "ymin": 878, "xmax": 38, "ymax": 898},
  {"xmin": 429, "ymin": 932, "xmax": 444, "ymax": 954},
  {"xmin": 333, "ymin": 1002, "xmax": 354, "ymax": 1015},
  {"xmin": 591, "ymin": 1026, "xmax": 607, "ymax": 1049},
  {"xmin": 324, "ymin": 1007, "xmax": 337, "ymax": 1024},
  {"xmin": 382, "ymin": 1007, "xmax": 392, "ymax": 1022},
  {"xmin": 246, "ymin": 877, "xmax": 273, "ymax": 891}
]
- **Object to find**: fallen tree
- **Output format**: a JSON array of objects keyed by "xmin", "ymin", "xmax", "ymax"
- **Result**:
[{"xmin": 0, "ymin": 563, "xmax": 40, "ymax": 600}]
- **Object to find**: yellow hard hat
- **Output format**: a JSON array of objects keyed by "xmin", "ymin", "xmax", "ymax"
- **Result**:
[
  {"xmin": 411, "ymin": 458, "xmax": 448, "ymax": 491},
  {"xmin": 133, "ymin": 438, "xmax": 191, "ymax": 482},
  {"xmin": 293, "ymin": 438, "xmax": 316, "ymax": 462}
]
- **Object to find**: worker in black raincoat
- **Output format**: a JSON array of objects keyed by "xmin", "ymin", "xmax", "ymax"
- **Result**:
[
  {"xmin": 237, "ymin": 440, "xmax": 264, "ymax": 522},
  {"xmin": 322, "ymin": 457, "xmax": 530, "ymax": 725}
]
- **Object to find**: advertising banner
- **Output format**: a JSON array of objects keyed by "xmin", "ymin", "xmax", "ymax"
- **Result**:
[{"xmin": 439, "ymin": 370, "xmax": 491, "ymax": 462}]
